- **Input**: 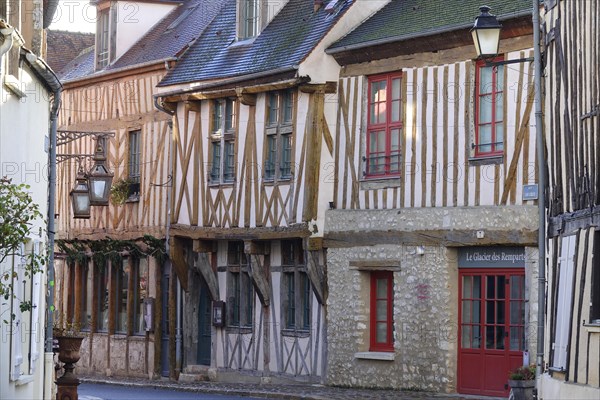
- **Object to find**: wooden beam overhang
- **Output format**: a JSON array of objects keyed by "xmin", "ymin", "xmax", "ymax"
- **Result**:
[
  {"xmin": 306, "ymin": 250, "xmax": 327, "ymax": 305},
  {"xmin": 159, "ymin": 73, "xmax": 310, "ymax": 103},
  {"xmin": 324, "ymin": 228, "xmax": 538, "ymax": 248},
  {"xmin": 193, "ymin": 252, "xmax": 220, "ymax": 301},
  {"xmin": 548, "ymin": 206, "xmax": 600, "ymax": 238},
  {"xmin": 299, "ymin": 81, "xmax": 337, "ymax": 94},
  {"xmin": 169, "ymin": 223, "xmax": 311, "ymax": 241},
  {"xmin": 244, "ymin": 240, "xmax": 271, "ymax": 307},
  {"xmin": 169, "ymin": 236, "xmax": 189, "ymax": 291},
  {"xmin": 328, "ymin": 15, "xmax": 533, "ymax": 66}
]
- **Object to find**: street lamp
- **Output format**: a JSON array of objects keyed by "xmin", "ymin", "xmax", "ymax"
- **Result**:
[
  {"xmin": 70, "ymin": 169, "xmax": 91, "ymax": 219},
  {"xmin": 471, "ymin": 5, "xmax": 502, "ymax": 58},
  {"xmin": 88, "ymin": 141, "xmax": 114, "ymax": 206}
]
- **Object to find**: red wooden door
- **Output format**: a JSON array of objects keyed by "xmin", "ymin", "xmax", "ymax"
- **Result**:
[{"xmin": 458, "ymin": 269, "xmax": 526, "ymax": 396}]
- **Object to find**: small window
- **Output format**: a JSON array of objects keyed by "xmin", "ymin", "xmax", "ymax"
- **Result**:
[
  {"xmin": 281, "ymin": 240, "xmax": 310, "ymax": 332},
  {"xmin": 133, "ymin": 259, "xmax": 148, "ymax": 335},
  {"xmin": 591, "ymin": 232, "xmax": 600, "ymax": 324},
  {"xmin": 210, "ymin": 99, "xmax": 237, "ymax": 184},
  {"xmin": 96, "ymin": 8, "xmax": 110, "ymax": 69},
  {"xmin": 474, "ymin": 59, "xmax": 504, "ymax": 157},
  {"xmin": 239, "ymin": 0, "xmax": 260, "ymax": 39},
  {"xmin": 128, "ymin": 130, "xmax": 141, "ymax": 199},
  {"xmin": 366, "ymin": 73, "xmax": 403, "ymax": 178},
  {"xmin": 81, "ymin": 262, "xmax": 92, "ymax": 331},
  {"xmin": 264, "ymin": 90, "xmax": 294, "ymax": 182},
  {"xmin": 96, "ymin": 263, "xmax": 109, "ymax": 332},
  {"xmin": 114, "ymin": 260, "xmax": 129, "ymax": 334},
  {"xmin": 227, "ymin": 242, "xmax": 253, "ymax": 327},
  {"xmin": 370, "ymin": 271, "xmax": 394, "ymax": 351}
]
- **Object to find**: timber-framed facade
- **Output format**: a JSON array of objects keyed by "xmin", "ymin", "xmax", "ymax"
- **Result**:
[
  {"xmin": 324, "ymin": 0, "xmax": 539, "ymax": 396},
  {"xmin": 539, "ymin": 1, "xmax": 600, "ymax": 398},
  {"xmin": 52, "ymin": 0, "xmax": 226, "ymax": 380}
]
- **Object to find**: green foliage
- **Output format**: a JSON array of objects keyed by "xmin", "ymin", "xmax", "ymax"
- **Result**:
[
  {"xmin": 509, "ymin": 364, "xmax": 536, "ymax": 380},
  {"xmin": 110, "ymin": 178, "xmax": 135, "ymax": 205},
  {"xmin": 0, "ymin": 177, "xmax": 46, "ymax": 322}
]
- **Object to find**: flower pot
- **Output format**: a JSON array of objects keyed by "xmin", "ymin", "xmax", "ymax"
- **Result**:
[
  {"xmin": 56, "ymin": 336, "xmax": 84, "ymax": 365},
  {"xmin": 508, "ymin": 379, "xmax": 535, "ymax": 400}
]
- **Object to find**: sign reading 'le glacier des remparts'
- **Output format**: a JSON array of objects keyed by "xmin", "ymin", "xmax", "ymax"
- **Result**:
[{"xmin": 458, "ymin": 246, "xmax": 526, "ymax": 268}]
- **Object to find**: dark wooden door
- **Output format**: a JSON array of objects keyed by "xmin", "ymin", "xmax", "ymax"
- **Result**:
[
  {"xmin": 458, "ymin": 269, "xmax": 526, "ymax": 396},
  {"xmin": 197, "ymin": 281, "xmax": 211, "ymax": 366},
  {"xmin": 160, "ymin": 264, "xmax": 170, "ymax": 377}
]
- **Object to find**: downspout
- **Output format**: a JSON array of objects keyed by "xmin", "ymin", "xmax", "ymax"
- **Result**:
[
  {"xmin": 533, "ymin": 0, "xmax": 546, "ymax": 386},
  {"xmin": 153, "ymin": 96, "xmax": 181, "ymax": 376}
]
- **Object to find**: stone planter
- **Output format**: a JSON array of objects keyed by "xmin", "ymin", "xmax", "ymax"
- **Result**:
[
  {"xmin": 508, "ymin": 379, "xmax": 535, "ymax": 400},
  {"xmin": 55, "ymin": 335, "xmax": 84, "ymax": 400}
]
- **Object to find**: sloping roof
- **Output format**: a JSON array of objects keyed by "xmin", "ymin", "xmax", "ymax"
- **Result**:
[
  {"xmin": 108, "ymin": 0, "xmax": 226, "ymax": 70},
  {"xmin": 46, "ymin": 30, "xmax": 95, "ymax": 75},
  {"xmin": 159, "ymin": 0, "xmax": 353, "ymax": 87},
  {"xmin": 57, "ymin": 0, "xmax": 226, "ymax": 83},
  {"xmin": 58, "ymin": 47, "xmax": 95, "ymax": 81},
  {"xmin": 328, "ymin": 0, "xmax": 531, "ymax": 53}
]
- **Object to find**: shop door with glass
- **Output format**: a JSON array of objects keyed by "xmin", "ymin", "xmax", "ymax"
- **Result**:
[{"xmin": 458, "ymin": 270, "xmax": 526, "ymax": 396}]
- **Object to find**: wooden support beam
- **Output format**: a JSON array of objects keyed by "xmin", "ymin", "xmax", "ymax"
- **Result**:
[
  {"xmin": 169, "ymin": 237, "xmax": 189, "ymax": 291},
  {"xmin": 299, "ymin": 81, "xmax": 337, "ymax": 94},
  {"xmin": 185, "ymin": 100, "xmax": 201, "ymax": 112},
  {"xmin": 306, "ymin": 237, "xmax": 323, "ymax": 251},
  {"xmin": 306, "ymin": 250, "xmax": 326, "ymax": 305},
  {"xmin": 193, "ymin": 252, "xmax": 219, "ymax": 301},
  {"xmin": 236, "ymin": 88, "xmax": 256, "ymax": 106},
  {"xmin": 244, "ymin": 240, "xmax": 270, "ymax": 255},
  {"xmin": 247, "ymin": 254, "xmax": 271, "ymax": 307},
  {"xmin": 193, "ymin": 239, "xmax": 216, "ymax": 253}
]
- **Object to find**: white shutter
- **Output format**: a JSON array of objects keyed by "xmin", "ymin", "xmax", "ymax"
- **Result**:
[
  {"xmin": 29, "ymin": 241, "xmax": 42, "ymax": 374},
  {"xmin": 552, "ymin": 235, "xmax": 576, "ymax": 370},
  {"xmin": 10, "ymin": 246, "xmax": 25, "ymax": 381}
]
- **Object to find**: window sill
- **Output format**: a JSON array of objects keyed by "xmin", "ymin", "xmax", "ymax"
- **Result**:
[
  {"xmin": 15, "ymin": 374, "xmax": 35, "ymax": 386},
  {"xmin": 208, "ymin": 182, "xmax": 235, "ymax": 188},
  {"xmin": 231, "ymin": 37, "xmax": 256, "ymax": 47},
  {"xmin": 468, "ymin": 155, "xmax": 504, "ymax": 166},
  {"xmin": 226, "ymin": 326, "xmax": 253, "ymax": 334},
  {"xmin": 583, "ymin": 322, "xmax": 600, "ymax": 333},
  {"xmin": 281, "ymin": 329, "xmax": 311, "ymax": 338},
  {"xmin": 360, "ymin": 176, "xmax": 401, "ymax": 190},
  {"xmin": 126, "ymin": 195, "xmax": 140, "ymax": 203},
  {"xmin": 263, "ymin": 177, "xmax": 293, "ymax": 186},
  {"xmin": 3, "ymin": 74, "xmax": 26, "ymax": 98},
  {"xmin": 354, "ymin": 351, "xmax": 395, "ymax": 361}
]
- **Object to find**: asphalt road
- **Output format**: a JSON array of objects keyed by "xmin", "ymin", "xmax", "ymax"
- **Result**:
[{"xmin": 79, "ymin": 383, "xmax": 264, "ymax": 400}]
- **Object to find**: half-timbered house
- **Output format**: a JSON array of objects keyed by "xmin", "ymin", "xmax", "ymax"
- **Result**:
[
  {"xmin": 323, "ymin": 0, "xmax": 539, "ymax": 396},
  {"xmin": 53, "ymin": 0, "xmax": 225, "ymax": 379},
  {"xmin": 155, "ymin": 0, "xmax": 387, "ymax": 383},
  {"xmin": 539, "ymin": 1, "xmax": 600, "ymax": 398},
  {"xmin": 0, "ymin": 0, "xmax": 61, "ymax": 398}
]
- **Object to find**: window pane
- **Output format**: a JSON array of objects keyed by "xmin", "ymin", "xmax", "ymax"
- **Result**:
[
  {"xmin": 473, "ymin": 325, "xmax": 481, "ymax": 348},
  {"xmin": 473, "ymin": 276, "xmax": 481, "ymax": 298},
  {"xmin": 510, "ymin": 275, "xmax": 524, "ymax": 299},
  {"xmin": 243, "ymin": 272, "xmax": 253, "ymax": 326},
  {"xmin": 497, "ymin": 275, "xmax": 505, "ymax": 299},
  {"xmin": 213, "ymin": 101, "xmax": 223, "ymax": 132},
  {"xmin": 116, "ymin": 262, "xmax": 129, "ymax": 333},
  {"xmin": 225, "ymin": 99, "xmax": 235, "ymax": 131},
  {"xmin": 82, "ymin": 264, "xmax": 92, "ymax": 330},
  {"xmin": 210, "ymin": 142, "xmax": 221, "ymax": 181},
  {"xmin": 462, "ymin": 300, "xmax": 472, "ymax": 323},
  {"xmin": 389, "ymin": 128, "xmax": 401, "ymax": 173},
  {"xmin": 286, "ymin": 272, "xmax": 295, "ymax": 328},
  {"xmin": 391, "ymin": 78, "xmax": 401, "ymax": 122},
  {"xmin": 496, "ymin": 300, "xmax": 505, "ymax": 324},
  {"xmin": 479, "ymin": 95, "xmax": 493, "ymax": 123},
  {"xmin": 473, "ymin": 299, "xmax": 481, "ymax": 323},
  {"xmin": 280, "ymin": 134, "xmax": 292, "ymax": 178},
  {"xmin": 478, "ymin": 125, "xmax": 492, "ymax": 154},
  {"xmin": 479, "ymin": 66, "xmax": 493, "ymax": 94},
  {"xmin": 134, "ymin": 260, "xmax": 148, "ymax": 334},
  {"xmin": 486, "ymin": 300, "xmax": 495, "ymax": 324},
  {"xmin": 485, "ymin": 325, "xmax": 495, "ymax": 349},
  {"xmin": 496, "ymin": 326, "xmax": 505, "ymax": 349},
  {"xmin": 391, "ymin": 78, "xmax": 401, "ymax": 100},
  {"xmin": 301, "ymin": 273, "xmax": 310, "ymax": 329},
  {"xmin": 510, "ymin": 326, "xmax": 524, "ymax": 350},
  {"xmin": 495, "ymin": 124, "xmax": 504, "ymax": 151},
  {"xmin": 495, "ymin": 65, "xmax": 504, "ymax": 90},
  {"xmin": 268, "ymin": 93, "xmax": 279, "ymax": 125},
  {"xmin": 462, "ymin": 325, "xmax": 472, "ymax": 348},
  {"xmin": 510, "ymin": 300, "xmax": 524, "ymax": 325},
  {"xmin": 97, "ymin": 266, "xmax": 109, "ymax": 331},
  {"xmin": 495, "ymin": 92, "xmax": 503, "ymax": 122},
  {"xmin": 283, "ymin": 90, "xmax": 293, "ymax": 123},
  {"xmin": 224, "ymin": 141, "xmax": 235, "ymax": 182},
  {"xmin": 376, "ymin": 322, "xmax": 388, "ymax": 343},
  {"xmin": 376, "ymin": 278, "xmax": 388, "ymax": 298},
  {"xmin": 264, "ymin": 136, "xmax": 276, "ymax": 179},
  {"xmin": 463, "ymin": 276, "xmax": 472, "ymax": 298}
]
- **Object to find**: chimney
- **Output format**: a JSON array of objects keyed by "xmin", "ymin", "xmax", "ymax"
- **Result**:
[{"xmin": 314, "ymin": 0, "xmax": 324, "ymax": 13}]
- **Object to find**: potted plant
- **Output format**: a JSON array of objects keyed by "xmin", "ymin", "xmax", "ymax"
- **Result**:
[
  {"xmin": 53, "ymin": 319, "xmax": 84, "ymax": 400},
  {"xmin": 110, "ymin": 178, "xmax": 135, "ymax": 205},
  {"xmin": 508, "ymin": 364, "xmax": 536, "ymax": 400}
]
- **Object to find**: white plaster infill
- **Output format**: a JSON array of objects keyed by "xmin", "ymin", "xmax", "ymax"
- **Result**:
[{"xmin": 354, "ymin": 351, "xmax": 395, "ymax": 361}]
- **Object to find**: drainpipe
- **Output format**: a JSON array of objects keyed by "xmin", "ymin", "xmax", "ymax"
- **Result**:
[{"xmin": 533, "ymin": 0, "xmax": 546, "ymax": 386}]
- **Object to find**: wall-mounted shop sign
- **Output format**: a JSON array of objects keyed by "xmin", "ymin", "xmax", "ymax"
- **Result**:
[{"xmin": 458, "ymin": 246, "xmax": 526, "ymax": 268}]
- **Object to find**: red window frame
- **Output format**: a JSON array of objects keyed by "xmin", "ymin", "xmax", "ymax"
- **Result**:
[
  {"xmin": 370, "ymin": 271, "xmax": 394, "ymax": 351},
  {"xmin": 366, "ymin": 72, "xmax": 403, "ymax": 178},
  {"xmin": 475, "ymin": 58, "xmax": 504, "ymax": 157}
]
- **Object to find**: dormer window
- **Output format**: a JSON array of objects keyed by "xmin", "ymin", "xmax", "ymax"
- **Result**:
[
  {"xmin": 239, "ymin": 0, "xmax": 260, "ymax": 40},
  {"xmin": 96, "ymin": 8, "xmax": 110, "ymax": 69}
]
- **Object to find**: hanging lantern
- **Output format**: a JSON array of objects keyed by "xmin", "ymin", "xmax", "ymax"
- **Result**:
[
  {"xmin": 70, "ymin": 170, "xmax": 91, "ymax": 219},
  {"xmin": 88, "ymin": 141, "xmax": 113, "ymax": 205},
  {"xmin": 471, "ymin": 5, "xmax": 502, "ymax": 58}
]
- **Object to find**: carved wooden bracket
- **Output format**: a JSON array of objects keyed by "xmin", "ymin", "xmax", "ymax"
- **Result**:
[
  {"xmin": 236, "ymin": 88, "xmax": 257, "ymax": 106},
  {"xmin": 248, "ymin": 254, "xmax": 271, "ymax": 307},
  {"xmin": 169, "ymin": 237, "xmax": 189, "ymax": 292},
  {"xmin": 193, "ymin": 252, "xmax": 219, "ymax": 301},
  {"xmin": 306, "ymin": 249, "xmax": 327, "ymax": 305}
]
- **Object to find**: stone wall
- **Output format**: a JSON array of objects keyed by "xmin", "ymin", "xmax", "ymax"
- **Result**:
[{"xmin": 326, "ymin": 244, "xmax": 457, "ymax": 392}]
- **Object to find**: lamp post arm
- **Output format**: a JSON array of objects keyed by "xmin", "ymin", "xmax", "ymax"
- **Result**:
[{"xmin": 484, "ymin": 56, "xmax": 534, "ymax": 67}]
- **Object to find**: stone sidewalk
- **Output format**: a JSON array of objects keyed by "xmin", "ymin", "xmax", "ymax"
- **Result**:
[{"xmin": 80, "ymin": 375, "xmax": 507, "ymax": 400}]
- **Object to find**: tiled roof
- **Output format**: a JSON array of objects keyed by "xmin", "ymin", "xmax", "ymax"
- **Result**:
[
  {"xmin": 328, "ymin": 0, "xmax": 531, "ymax": 52},
  {"xmin": 58, "ymin": 46, "xmax": 95, "ymax": 81},
  {"xmin": 159, "ymin": 0, "xmax": 353, "ymax": 87},
  {"xmin": 108, "ymin": 0, "xmax": 226, "ymax": 70},
  {"xmin": 46, "ymin": 30, "xmax": 95, "ymax": 75},
  {"xmin": 56, "ymin": 0, "xmax": 226, "ymax": 82}
]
